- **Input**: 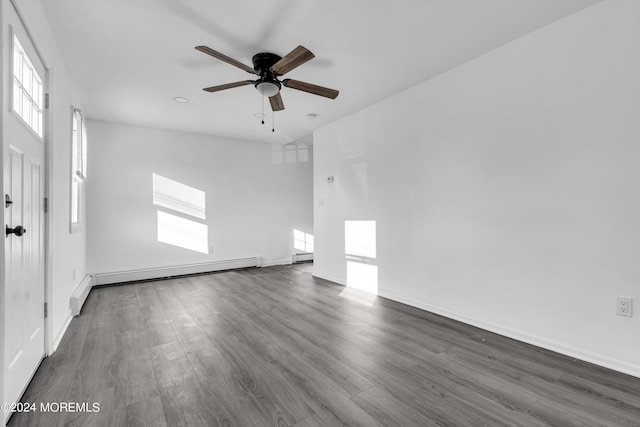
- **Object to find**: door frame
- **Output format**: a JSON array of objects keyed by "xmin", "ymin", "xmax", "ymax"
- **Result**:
[{"xmin": 1, "ymin": 0, "xmax": 52, "ymax": 414}]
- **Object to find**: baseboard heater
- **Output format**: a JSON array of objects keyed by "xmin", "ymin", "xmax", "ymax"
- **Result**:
[
  {"xmin": 93, "ymin": 257, "xmax": 260, "ymax": 286},
  {"xmin": 292, "ymin": 252, "xmax": 314, "ymax": 263},
  {"xmin": 70, "ymin": 274, "xmax": 95, "ymax": 316}
]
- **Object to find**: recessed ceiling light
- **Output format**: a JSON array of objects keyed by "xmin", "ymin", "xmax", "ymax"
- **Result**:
[
  {"xmin": 174, "ymin": 97, "xmax": 189, "ymax": 103},
  {"xmin": 307, "ymin": 113, "xmax": 318, "ymax": 119}
]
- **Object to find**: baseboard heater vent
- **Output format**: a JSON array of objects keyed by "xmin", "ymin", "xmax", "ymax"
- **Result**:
[
  {"xmin": 94, "ymin": 257, "xmax": 260, "ymax": 286},
  {"xmin": 292, "ymin": 252, "xmax": 314, "ymax": 263},
  {"xmin": 70, "ymin": 274, "xmax": 95, "ymax": 316}
]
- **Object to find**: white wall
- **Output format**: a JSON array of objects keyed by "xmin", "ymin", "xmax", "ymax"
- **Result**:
[
  {"xmin": 87, "ymin": 120, "xmax": 313, "ymax": 276},
  {"xmin": 1, "ymin": 0, "xmax": 87, "ymax": 409},
  {"xmin": 314, "ymin": 0, "xmax": 640, "ymax": 377}
]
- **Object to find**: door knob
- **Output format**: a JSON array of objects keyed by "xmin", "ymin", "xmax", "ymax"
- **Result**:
[{"xmin": 6, "ymin": 225, "xmax": 26, "ymax": 237}]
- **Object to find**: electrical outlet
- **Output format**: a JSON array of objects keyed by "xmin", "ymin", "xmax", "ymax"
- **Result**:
[{"xmin": 616, "ymin": 296, "xmax": 633, "ymax": 317}]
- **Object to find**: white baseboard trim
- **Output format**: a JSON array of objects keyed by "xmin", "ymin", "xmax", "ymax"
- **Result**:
[
  {"xmin": 292, "ymin": 252, "xmax": 314, "ymax": 263},
  {"xmin": 312, "ymin": 272, "xmax": 346, "ymax": 286},
  {"xmin": 261, "ymin": 257, "xmax": 293, "ymax": 267},
  {"xmin": 50, "ymin": 310, "xmax": 73, "ymax": 354},
  {"xmin": 70, "ymin": 274, "xmax": 95, "ymax": 316},
  {"xmin": 378, "ymin": 288, "xmax": 640, "ymax": 379},
  {"xmin": 94, "ymin": 257, "xmax": 259, "ymax": 285}
]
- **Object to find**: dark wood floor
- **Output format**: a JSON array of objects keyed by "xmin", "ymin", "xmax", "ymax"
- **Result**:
[{"xmin": 8, "ymin": 263, "xmax": 640, "ymax": 426}]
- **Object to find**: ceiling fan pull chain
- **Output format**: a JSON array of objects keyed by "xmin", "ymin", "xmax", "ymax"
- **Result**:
[
  {"xmin": 261, "ymin": 96, "xmax": 265, "ymax": 125},
  {"xmin": 272, "ymin": 112, "xmax": 275, "ymax": 133}
]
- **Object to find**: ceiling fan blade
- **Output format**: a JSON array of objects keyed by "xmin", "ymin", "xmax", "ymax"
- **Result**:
[
  {"xmin": 269, "ymin": 92, "xmax": 285, "ymax": 111},
  {"xmin": 203, "ymin": 80, "xmax": 254, "ymax": 93},
  {"xmin": 271, "ymin": 45, "xmax": 315, "ymax": 75},
  {"xmin": 195, "ymin": 46, "xmax": 256, "ymax": 74},
  {"xmin": 282, "ymin": 79, "xmax": 339, "ymax": 99}
]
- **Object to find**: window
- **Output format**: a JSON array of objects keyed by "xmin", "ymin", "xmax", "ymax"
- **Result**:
[
  {"xmin": 71, "ymin": 109, "xmax": 87, "ymax": 230},
  {"xmin": 12, "ymin": 34, "xmax": 43, "ymax": 137}
]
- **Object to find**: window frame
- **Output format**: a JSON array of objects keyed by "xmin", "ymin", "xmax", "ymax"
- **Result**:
[
  {"xmin": 11, "ymin": 32, "xmax": 44, "ymax": 139},
  {"xmin": 70, "ymin": 107, "xmax": 87, "ymax": 232}
]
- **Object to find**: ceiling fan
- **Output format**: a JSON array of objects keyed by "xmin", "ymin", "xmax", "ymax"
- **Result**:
[{"xmin": 195, "ymin": 45, "xmax": 339, "ymax": 112}]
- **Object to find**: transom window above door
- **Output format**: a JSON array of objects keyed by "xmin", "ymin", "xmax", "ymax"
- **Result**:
[{"xmin": 12, "ymin": 34, "xmax": 44, "ymax": 137}]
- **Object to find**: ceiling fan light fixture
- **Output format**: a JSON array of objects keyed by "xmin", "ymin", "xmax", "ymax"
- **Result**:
[{"xmin": 255, "ymin": 81, "xmax": 280, "ymax": 97}]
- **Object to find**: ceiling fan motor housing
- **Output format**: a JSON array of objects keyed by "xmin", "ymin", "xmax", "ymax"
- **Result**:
[
  {"xmin": 252, "ymin": 52, "xmax": 282, "ymax": 75},
  {"xmin": 252, "ymin": 52, "xmax": 283, "ymax": 96}
]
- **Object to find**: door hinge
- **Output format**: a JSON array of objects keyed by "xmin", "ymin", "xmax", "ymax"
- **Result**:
[
  {"xmin": 44, "ymin": 197, "xmax": 48, "ymax": 213},
  {"xmin": 45, "ymin": 93, "xmax": 50, "ymax": 109},
  {"xmin": 44, "ymin": 302, "xmax": 48, "ymax": 318}
]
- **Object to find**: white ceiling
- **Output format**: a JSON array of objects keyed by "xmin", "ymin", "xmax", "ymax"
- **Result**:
[{"xmin": 40, "ymin": 0, "xmax": 598, "ymax": 144}]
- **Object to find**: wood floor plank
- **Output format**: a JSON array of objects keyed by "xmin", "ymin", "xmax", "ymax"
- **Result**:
[
  {"xmin": 157, "ymin": 383, "xmax": 215, "ymax": 427},
  {"xmin": 349, "ymin": 385, "xmax": 440, "ymax": 427},
  {"xmin": 46, "ymin": 292, "xmax": 96, "ymax": 368},
  {"xmin": 161, "ymin": 278, "xmax": 317, "ymax": 425},
  {"xmin": 284, "ymin": 372, "xmax": 384, "ymax": 427},
  {"xmin": 445, "ymin": 344, "xmax": 640, "ymax": 426},
  {"xmin": 150, "ymin": 341, "xmax": 199, "ymax": 390},
  {"xmin": 566, "ymin": 359, "xmax": 640, "ymax": 395},
  {"xmin": 113, "ymin": 396, "xmax": 167, "ymax": 427},
  {"xmin": 556, "ymin": 369, "xmax": 640, "ymax": 415},
  {"xmin": 208, "ymin": 335, "xmax": 314, "ymax": 425},
  {"xmin": 240, "ymin": 289, "xmax": 424, "ymax": 379},
  {"xmin": 135, "ymin": 283, "xmax": 180, "ymax": 348},
  {"xmin": 526, "ymin": 396, "xmax": 611, "ymax": 427},
  {"xmin": 73, "ymin": 289, "xmax": 118, "ymax": 398},
  {"xmin": 16, "ymin": 359, "xmax": 74, "ymax": 407},
  {"xmin": 445, "ymin": 340, "xmax": 565, "ymax": 384},
  {"xmin": 200, "ymin": 376, "xmax": 280, "ymax": 427},
  {"xmin": 111, "ymin": 381, "xmax": 160, "ymax": 410},
  {"xmin": 409, "ymin": 356, "xmax": 548, "ymax": 426},
  {"xmin": 219, "ymin": 292, "xmax": 375, "ymax": 397},
  {"xmin": 57, "ymin": 386, "xmax": 116, "ymax": 427},
  {"xmin": 8, "ymin": 264, "xmax": 640, "ymax": 427},
  {"xmin": 247, "ymin": 268, "xmax": 398, "ymax": 330},
  {"xmin": 111, "ymin": 305, "xmax": 155, "ymax": 390}
]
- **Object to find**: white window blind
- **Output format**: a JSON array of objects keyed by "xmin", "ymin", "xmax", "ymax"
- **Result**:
[
  {"xmin": 72, "ymin": 109, "xmax": 87, "ymax": 180},
  {"xmin": 71, "ymin": 108, "xmax": 87, "ymax": 229}
]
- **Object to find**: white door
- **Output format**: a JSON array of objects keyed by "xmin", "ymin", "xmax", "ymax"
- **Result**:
[{"xmin": 4, "ymin": 3, "xmax": 47, "ymax": 410}]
